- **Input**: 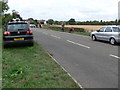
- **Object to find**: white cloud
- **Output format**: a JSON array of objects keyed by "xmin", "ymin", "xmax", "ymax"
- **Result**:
[{"xmin": 7, "ymin": 0, "xmax": 119, "ymax": 21}]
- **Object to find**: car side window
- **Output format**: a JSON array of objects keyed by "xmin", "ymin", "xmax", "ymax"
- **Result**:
[
  {"xmin": 105, "ymin": 27, "xmax": 112, "ymax": 32},
  {"xmin": 99, "ymin": 27, "xmax": 105, "ymax": 32}
]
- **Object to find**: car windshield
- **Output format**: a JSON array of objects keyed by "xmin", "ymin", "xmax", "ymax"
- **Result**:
[
  {"xmin": 7, "ymin": 23, "xmax": 29, "ymax": 31},
  {"xmin": 112, "ymin": 27, "xmax": 120, "ymax": 32}
]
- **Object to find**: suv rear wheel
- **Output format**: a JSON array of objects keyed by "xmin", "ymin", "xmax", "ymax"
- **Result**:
[{"xmin": 110, "ymin": 38, "xmax": 116, "ymax": 45}]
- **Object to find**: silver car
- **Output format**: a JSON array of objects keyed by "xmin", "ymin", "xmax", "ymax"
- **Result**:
[{"xmin": 91, "ymin": 26, "xmax": 120, "ymax": 45}]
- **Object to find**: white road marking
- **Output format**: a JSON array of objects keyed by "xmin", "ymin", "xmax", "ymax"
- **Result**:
[
  {"xmin": 110, "ymin": 54, "xmax": 120, "ymax": 59},
  {"xmin": 51, "ymin": 35, "xmax": 61, "ymax": 39},
  {"xmin": 67, "ymin": 40, "xmax": 90, "ymax": 49},
  {"xmin": 47, "ymin": 52, "xmax": 84, "ymax": 89}
]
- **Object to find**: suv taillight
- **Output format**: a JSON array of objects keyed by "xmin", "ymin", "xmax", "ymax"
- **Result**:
[
  {"xmin": 26, "ymin": 30, "xmax": 32, "ymax": 34},
  {"xmin": 4, "ymin": 31, "xmax": 11, "ymax": 35}
]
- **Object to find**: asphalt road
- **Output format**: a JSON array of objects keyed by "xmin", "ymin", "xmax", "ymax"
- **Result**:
[{"xmin": 33, "ymin": 28, "xmax": 118, "ymax": 88}]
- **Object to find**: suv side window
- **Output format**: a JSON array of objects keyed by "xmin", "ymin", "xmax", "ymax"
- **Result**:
[
  {"xmin": 105, "ymin": 27, "xmax": 112, "ymax": 32},
  {"xmin": 99, "ymin": 27, "xmax": 105, "ymax": 32}
]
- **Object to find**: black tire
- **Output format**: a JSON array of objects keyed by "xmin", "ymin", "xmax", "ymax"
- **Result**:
[
  {"xmin": 92, "ymin": 35, "xmax": 97, "ymax": 41},
  {"xmin": 110, "ymin": 38, "xmax": 116, "ymax": 45}
]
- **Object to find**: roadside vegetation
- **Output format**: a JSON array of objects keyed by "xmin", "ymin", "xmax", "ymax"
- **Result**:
[
  {"xmin": 2, "ymin": 42, "xmax": 80, "ymax": 88},
  {"xmin": 43, "ymin": 25, "xmax": 90, "ymax": 36},
  {"xmin": 51, "ymin": 25, "xmax": 103, "ymax": 31}
]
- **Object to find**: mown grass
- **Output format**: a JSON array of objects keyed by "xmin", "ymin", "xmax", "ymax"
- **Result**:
[{"xmin": 2, "ymin": 42, "xmax": 80, "ymax": 88}]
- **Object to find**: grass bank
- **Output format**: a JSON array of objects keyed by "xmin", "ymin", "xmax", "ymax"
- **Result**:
[{"xmin": 2, "ymin": 42, "xmax": 80, "ymax": 88}]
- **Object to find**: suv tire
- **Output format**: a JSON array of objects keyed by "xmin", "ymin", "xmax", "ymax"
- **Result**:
[
  {"xmin": 92, "ymin": 35, "xmax": 97, "ymax": 41},
  {"xmin": 110, "ymin": 38, "xmax": 116, "ymax": 45}
]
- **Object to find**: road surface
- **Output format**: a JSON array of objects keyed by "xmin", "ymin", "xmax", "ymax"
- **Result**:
[{"xmin": 33, "ymin": 28, "xmax": 118, "ymax": 88}]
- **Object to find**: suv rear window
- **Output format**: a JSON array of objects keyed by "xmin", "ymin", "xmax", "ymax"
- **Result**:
[
  {"xmin": 112, "ymin": 27, "xmax": 120, "ymax": 32},
  {"xmin": 7, "ymin": 23, "xmax": 29, "ymax": 31}
]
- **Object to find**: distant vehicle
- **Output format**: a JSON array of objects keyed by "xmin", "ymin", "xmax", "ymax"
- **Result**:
[
  {"xmin": 29, "ymin": 24, "xmax": 36, "ymax": 28},
  {"xmin": 91, "ymin": 26, "xmax": 120, "ymax": 45},
  {"xmin": 3, "ymin": 20, "xmax": 34, "ymax": 46}
]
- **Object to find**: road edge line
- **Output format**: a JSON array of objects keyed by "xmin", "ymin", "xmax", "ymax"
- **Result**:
[{"xmin": 47, "ymin": 52, "xmax": 84, "ymax": 90}]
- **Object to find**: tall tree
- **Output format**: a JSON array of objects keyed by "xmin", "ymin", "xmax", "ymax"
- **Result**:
[
  {"xmin": 47, "ymin": 19, "xmax": 54, "ymax": 25},
  {"xmin": 68, "ymin": 18, "xmax": 76, "ymax": 25},
  {"xmin": 12, "ymin": 10, "xmax": 21, "ymax": 19}
]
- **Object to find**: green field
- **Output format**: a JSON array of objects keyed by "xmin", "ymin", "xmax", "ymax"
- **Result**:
[{"xmin": 2, "ymin": 41, "xmax": 80, "ymax": 88}]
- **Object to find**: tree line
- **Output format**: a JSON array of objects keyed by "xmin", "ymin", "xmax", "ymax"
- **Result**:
[{"xmin": 46, "ymin": 18, "xmax": 120, "ymax": 25}]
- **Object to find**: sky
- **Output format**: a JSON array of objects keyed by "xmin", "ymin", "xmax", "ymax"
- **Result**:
[{"xmin": 7, "ymin": 0, "xmax": 119, "ymax": 21}]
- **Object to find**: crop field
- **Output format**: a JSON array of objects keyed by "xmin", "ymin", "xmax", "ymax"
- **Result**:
[{"xmin": 52, "ymin": 25, "xmax": 104, "ymax": 32}]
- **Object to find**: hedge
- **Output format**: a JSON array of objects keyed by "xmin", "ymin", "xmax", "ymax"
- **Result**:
[{"xmin": 45, "ymin": 26, "xmax": 85, "ymax": 32}]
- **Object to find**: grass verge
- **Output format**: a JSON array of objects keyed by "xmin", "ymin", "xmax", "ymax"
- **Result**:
[{"xmin": 2, "ymin": 42, "xmax": 80, "ymax": 88}]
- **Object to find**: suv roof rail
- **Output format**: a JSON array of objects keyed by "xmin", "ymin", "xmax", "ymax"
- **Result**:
[{"xmin": 9, "ymin": 19, "xmax": 27, "ymax": 23}]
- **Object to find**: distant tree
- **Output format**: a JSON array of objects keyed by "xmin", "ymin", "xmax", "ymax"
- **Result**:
[
  {"xmin": 47, "ymin": 19, "xmax": 54, "ymax": 25},
  {"xmin": 34, "ymin": 19, "xmax": 39, "ymax": 24},
  {"xmin": 100, "ymin": 20, "xmax": 103, "ymax": 23},
  {"xmin": 68, "ymin": 18, "xmax": 76, "ymax": 25},
  {"xmin": 115, "ymin": 19, "xmax": 118, "ymax": 25},
  {"xmin": 54, "ymin": 21, "xmax": 59, "ymax": 25},
  {"xmin": 118, "ymin": 19, "xmax": 120, "ymax": 25},
  {"xmin": 12, "ymin": 10, "xmax": 22, "ymax": 19},
  {"xmin": 28, "ymin": 18, "xmax": 34, "ymax": 21}
]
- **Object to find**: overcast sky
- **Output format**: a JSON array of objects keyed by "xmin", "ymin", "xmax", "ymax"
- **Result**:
[{"xmin": 8, "ymin": 0, "xmax": 119, "ymax": 21}]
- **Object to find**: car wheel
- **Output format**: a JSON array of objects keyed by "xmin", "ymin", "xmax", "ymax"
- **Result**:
[
  {"xmin": 110, "ymin": 38, "xmax": 116, "ymax": 45},
  {"xmin": 92, "ymin": 35, "xmax": 97, "ymax": 41}
]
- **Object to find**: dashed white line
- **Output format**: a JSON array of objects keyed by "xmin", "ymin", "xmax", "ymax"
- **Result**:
[
  {"xmin": 67, "ymin": 40, "xmax": 90, "ymax": 49},
  {"xmin": 51, "ymin": 35, "xmax": 61, "ymax": 39},
  {"xmin": 110, "ymin": 54, "xmax": 120, "ymax": 59}
]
